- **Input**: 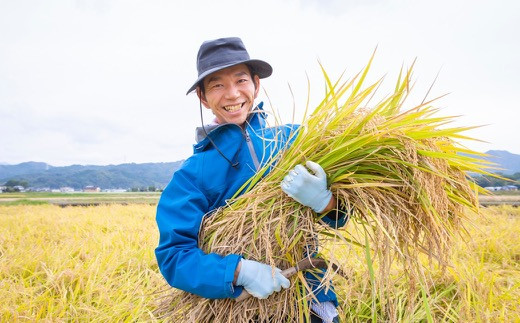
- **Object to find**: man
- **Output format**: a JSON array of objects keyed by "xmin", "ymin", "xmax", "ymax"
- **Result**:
[{"xmin": 155, "ymin": 37, "xmax": 346, "ymax": 322}]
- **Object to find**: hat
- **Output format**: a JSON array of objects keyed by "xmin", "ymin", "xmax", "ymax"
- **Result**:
[{"xmin": 186, "ymin": 37, "xmax": 272, "ymax": 95}]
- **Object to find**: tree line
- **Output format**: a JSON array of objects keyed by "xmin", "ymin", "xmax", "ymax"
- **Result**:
[
  {"xmin": 472, "ymin": 172, "xmax": 520, "ymax": 188},
  {"xmin": 4, "ymin": 173, "xmax": 518, "ymax": 193}
]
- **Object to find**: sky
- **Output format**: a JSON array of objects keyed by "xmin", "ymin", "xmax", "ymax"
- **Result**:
[{"xmin": 1, "ymin": 0, "xmax": 519, "ymax": 166}]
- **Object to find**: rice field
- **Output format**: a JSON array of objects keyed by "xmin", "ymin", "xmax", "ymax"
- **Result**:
[
  {"xmin": 1, "ymin": 204, "xmax": 519, "ymax": 322},
  {"xmin": 0, "ymin": 192, "xmax": 161, "ymax": 206}
]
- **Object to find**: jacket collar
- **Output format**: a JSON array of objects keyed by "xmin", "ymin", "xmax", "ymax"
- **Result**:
[{"xmin": 194, "ymin": 102, "xmax": 267, "ymax": 151}]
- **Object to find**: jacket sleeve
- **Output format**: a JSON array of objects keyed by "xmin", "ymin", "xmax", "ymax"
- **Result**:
[
  {"xmin": 319, "ymin": 203, "xmax": 351, "ymax": 228},
  {"xmin": 155, "ymin": 158, "xmax": 243, "ymax": 299}
]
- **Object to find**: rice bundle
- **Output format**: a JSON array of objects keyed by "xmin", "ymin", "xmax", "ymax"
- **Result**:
[{"xmin": 156, "ymin": 56, "xmax": 493, "ymax": 322}]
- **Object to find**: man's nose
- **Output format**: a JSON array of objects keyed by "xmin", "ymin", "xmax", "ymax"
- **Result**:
[{"xmin": 224, "ymin": 85, "xmax": 240, "ymax": 99}]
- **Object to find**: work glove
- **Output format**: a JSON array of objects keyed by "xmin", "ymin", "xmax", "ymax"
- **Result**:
[
  {"xmin": 311, "ymin": 301, "xmax": 339, "ymax": 323},
  {"xmin": 236, "ymin": 259, "xmax": 290, "ymax": 299},
  {"xmin": 281, "ymin": 161, "xmax": 332, "ymax": 213}
]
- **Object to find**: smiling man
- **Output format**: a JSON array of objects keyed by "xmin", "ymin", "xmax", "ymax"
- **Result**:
[
  {"xmin": 155, "ymin": 37, "xmax": 346, "ymax": 323},
  {"xmin": 198, "ymin": 64, "xmax": 259, "ymax": 126}
]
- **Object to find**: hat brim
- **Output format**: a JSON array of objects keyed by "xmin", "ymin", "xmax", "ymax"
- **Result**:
[{"xmin": 186, "ymin": 59, "xmax": 272, "ymax": 95}]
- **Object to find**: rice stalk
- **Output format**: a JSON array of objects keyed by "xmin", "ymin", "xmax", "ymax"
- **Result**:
[{"xmin": 158, "ymin": 55, "xmax": 493, "ymax": 322}]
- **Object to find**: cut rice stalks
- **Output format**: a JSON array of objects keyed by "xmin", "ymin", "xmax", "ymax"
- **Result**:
[{"xmin": 156, "ymin": 55, "xmax": 495, "ymax": 322}]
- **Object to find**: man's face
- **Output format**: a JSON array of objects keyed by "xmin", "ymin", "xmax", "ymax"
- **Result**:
[{"xmin": 197, "ymin": 64, "xmax": 260, "ymax": 127}]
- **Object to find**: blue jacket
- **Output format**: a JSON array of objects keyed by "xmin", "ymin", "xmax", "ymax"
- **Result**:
[{"xmin": 155, "ymin": 103, "xmax": 346, "ymax": 303}]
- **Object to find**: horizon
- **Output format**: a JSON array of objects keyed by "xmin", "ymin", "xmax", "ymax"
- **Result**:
[
  {"xmin": 0, "ymin": 160, "xmax": 184, "ymax": 167},
  {"xmin": 1, "ymin": 148, "xmax": 519, "ymax": 168}
]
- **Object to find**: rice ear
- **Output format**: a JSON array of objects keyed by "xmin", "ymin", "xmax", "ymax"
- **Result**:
[{"xmin": 158, "ymin": 56, "xmax": 494, "ymax": 322}]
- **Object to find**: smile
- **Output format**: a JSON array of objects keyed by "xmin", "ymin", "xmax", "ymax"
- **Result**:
[{"xmin": 223, "ymin": 103, "xmax": 243, "ymax": 112}]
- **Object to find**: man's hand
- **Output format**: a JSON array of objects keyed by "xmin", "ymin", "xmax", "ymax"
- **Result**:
[
  {"xmin": 235, "ymin": 259, "xmax": 290, "ymax": 299},
  {"xmin": 281, "ymin": 161, "xmax": 332, "ymax": 213}
]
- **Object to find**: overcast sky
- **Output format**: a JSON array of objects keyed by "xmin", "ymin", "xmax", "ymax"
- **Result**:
[{"xmin": 1, "ymin": 0, "xmax": 518, "ymax": 166}]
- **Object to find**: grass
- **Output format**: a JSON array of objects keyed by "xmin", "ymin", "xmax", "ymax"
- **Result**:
[
  {"xmin": 2, "ymin": 191, "xmax": 518, "ymax": 207},
  {"xmin": 1, "ymin": 199, "xmax": 50, "ymax": 206},
  {"xmin": 1, "ymin": 203, "xmax": 519, "ymax": 321},
  {"xmin": 0, "ymin": 204, "xmax": 164, "ymax": 322},
  {"xmin": 0, "ymin": 192, "xmax": 161, "ymax": 206},
  {"xmin": 0, "ymin": 191, "xmax": 161, "ymax": 199},
  {"xmin": 479, "ymin": 194, "xmax": 520, "ymax": 206},
  {"xmin": 489, "ymin": 190, "xmax": 520, "ymax": 196},
  {"xmin": 330, "ymin": 205, "xmax": 520, "ymax": 322}
]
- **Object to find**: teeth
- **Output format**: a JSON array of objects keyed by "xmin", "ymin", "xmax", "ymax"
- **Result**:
[{"xmin": 224, "ymin": 104, "xmax": 242, "ymax": 112}]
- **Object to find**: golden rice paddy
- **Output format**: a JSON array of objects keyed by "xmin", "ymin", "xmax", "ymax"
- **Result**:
[{"xmin": 1, "ymin": 203, "xmax": 519, "ymax": 322}]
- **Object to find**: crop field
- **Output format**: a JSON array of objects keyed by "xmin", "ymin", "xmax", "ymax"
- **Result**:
[
  {"xmin": 1, "ymin": 203, "xmax": 519, "ymax": 322},
  {"xmin": 2, "ymin": 191, "xmax": 519, "ymax": 207},
  {"xmin": 479, "ymin": 192, "xmax": 520, "ymax": 206},
  {"xmin": 0, "ymin": 192, "xmax": 161, "ymax": 206}
]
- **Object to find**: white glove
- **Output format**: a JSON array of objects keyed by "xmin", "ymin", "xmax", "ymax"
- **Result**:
[
  {"xmin": 236, "ymin": 259, "xmax": 291, "ymax": 299},
  {"xmin": 281, "ymin": 161, "xmax": 332, "ymax": 213},
  {"xmin": 311, "ymin": 301, "xmax": 339, "ymax": 323}
]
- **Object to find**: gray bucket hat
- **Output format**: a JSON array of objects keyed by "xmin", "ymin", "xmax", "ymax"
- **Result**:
[{"xmin": 186, "ymin": 37, "xmax": 273, "ymax": 95}]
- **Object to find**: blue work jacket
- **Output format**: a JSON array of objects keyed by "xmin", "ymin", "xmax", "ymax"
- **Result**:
[{"xmin": 155, "ymin": 103, "xmax": 346, "ymax": 303}]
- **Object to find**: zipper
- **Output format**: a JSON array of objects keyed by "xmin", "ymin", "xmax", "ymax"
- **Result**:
[
  {"xmin": 244, "ymin": 130, "xmax": 260, "ymax": 171},
  {"xmin": 197, "ymin": 121, "xmax": 261, "ymax": 171}
]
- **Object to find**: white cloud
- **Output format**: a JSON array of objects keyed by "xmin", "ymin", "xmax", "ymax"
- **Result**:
[{"xmin": 1, "ymin": 0, "xmax": 518, "ymax": 166}]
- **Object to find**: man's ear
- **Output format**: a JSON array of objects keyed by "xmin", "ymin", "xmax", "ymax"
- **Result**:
[
  {"xmin": 196, "ymin": 86, "xmax": 210, "ymax": 109},
  {"xmin": 253, "ymin": 75, "xmax": 260, "ymax": 99}
]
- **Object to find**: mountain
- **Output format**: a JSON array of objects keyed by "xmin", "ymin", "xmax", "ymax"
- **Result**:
[
  {"xmin": 0, "ymin": 161, "xmax": 183, "ymax": 190},
  {"xmin": 1, "ymin": 150, "xmax": 518, "ymax": 190},
  {"xmin": 0, "ymin": 162, "xmax": 53, "ymax": 178},
  {"xmin": 483, "ymin": 150, "xmax": 520, "ymax": 175}
]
